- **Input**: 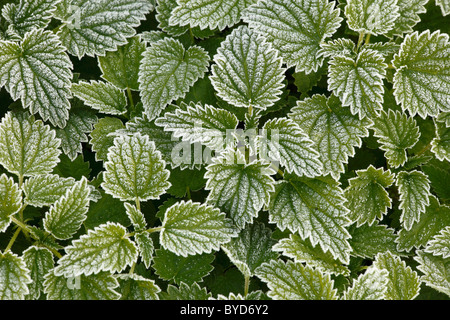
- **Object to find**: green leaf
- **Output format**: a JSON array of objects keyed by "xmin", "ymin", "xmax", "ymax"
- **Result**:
[
  {"xmin": 259, "ymin": 118, "xmax": 323, "ymax": 178},
  {"xmin": 43, "ymin": 177, "xmax": 91, "ymax": 240},
  {"xmin": 160, "ymin": 282, "xmax": 212, "ymax": 300},
  {"xmin": 102, "ymin": 133, "xmax": 171, "ymax": 202},
  {"xmin": 124, "ymin": 203, "xmax": 146, "ymax": 232},
  {"xmin": 160, "ymin": 200, "xmax": 237, "ymax": 256},
  {"xmin": 166, "ymin": 167, "xmax": 206, "ymax": 198},
  {"xmin": 138, "ymin": 37, "xmax": 210, "ymax": 120},
  {"xmin": 55, "ymin": 0, "xmax": 152, "ymax": 58},
  {"xmin": 421, "ymin": 158, "xmax": 450, "ymax": 202},
  {"xmin": 344, "ymin": 0, "xmax": 400, "ymax": 35},
  {"xmin": 342, "ymin": 267, "xmax": 389, "ymax": 300},
  {"xmin": 431, "ymin": 120, "xmax": 450, "ymax": 161},
  {"xmin": 205, "ymin": 148, "xmax": 276, "ymax": 228},
  {"xmin": 54, "ymin": 222, "xmax": 139, "ymax": 277},
  {"xmin": 71, "ymin": 81, "xmax": 127, "ymax": 115},
  {"xmin": 0, "ymin": 29, "xmax": 72, "ymax": 127},
  {"xmin": 437, "ymin": 111, "xmax": 450, "ymax": 127},
  {"xmin": 289, "ymin": 94, "xmax": 372, "ymax": 179},
  {"xmin": 344, "ymin": 165, "xmax": 394, "ymax": 227},
  {"xmin": 273, "ymin": 233, "xmax": 350, "ymax": 276},
  {"xmin": 115, "ymin": 274, "xmax": 160, "ymax": 300},
  {"xmin": 0, "ymin": 251, "xmax": 31, "ymax": 300},
  {"xmin": 89, "ymin": 117, "xmax": 125, "ymax": 162},
  {"xmin": 210, "ymin": 25, "xmax": 285, "ymax": 110},
  {"xmin": 396, "ymin": 170, "xmax": 432, "ymax": 230},
  {"xmin": 0, "ymin": 173, "xmax": 22, "ymax": 233},
  {"xmin": 255, "ymin": 259, "xmax": 338, "ymax": 300},
  {"xmin": 169, "ymin": 0, "xmax": 258, "ymax": 31},
  {"xmin": 373, "ymin": 251, "xmax": 421, "ymax": 300},
  {"xmin": 0, "ymin": 111, "xmax": 61, "ymax": 177},
  {"xmin": 425, "ymin": 226, "xmax": 450, "ymax": 258},
  {"xmin": 22, "ymin": 246, "xmax": 54, "ymax": 300},
  {"xmin": 43, "ymin": 271, "xmax": 120, "ymax": 300},
  {"xmin": 85, "ymin": 190, "xmax": 130, "ymax": 230},
  {"xmin": 371, "ymin": 110, "xmax": 420, "ymax": 168},
  {"xmin": 318, "ymin": 38, "xmax": 356, "ymax": 59},
  {"xmin": 221, "ymin": 221, "xmax": 278, "ymax": 277},
  {"xmin": 152, "ymin": 248, "xmax": 214, "ymax": 285},
  {"xmin": 98, "ymin": 35, "xmax": 146, "ymax": 91},
  {"xmin": 328, "ymin": 48, "xmax": 387, "ymax": 119},
  {"xmin": 393, "ymin": 30, "xmax": 450, "ymax": 118},
  {"xmin": 135, "ymin": 232, "xmax": 154, "ymax": 269},
  {"xmin": 22, "ymin": 174, "xmax": 74, "ymax": 208},
  {"xmin": 243, "ymin": 0, "xmax": 342, "ymax": 73},
  {"xmin": 436, "ymin": 0, "xmax": 450, "ymax": 16},
  {"xmin": 385, "ymin": 0, "xmax": 429, "ymax": 38},
  {"xmin": 415, "ymin": 250, "xmax": 450, "ymax": 297}
]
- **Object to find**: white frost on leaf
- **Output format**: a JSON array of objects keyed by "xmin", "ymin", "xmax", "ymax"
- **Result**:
[
  {"xmin": 0, "ymin": 174, "xmax": 22, "ymax": 233},
  {"xmin": 342, "ymin": 267, "xmax": 388, "ymax": 300}
]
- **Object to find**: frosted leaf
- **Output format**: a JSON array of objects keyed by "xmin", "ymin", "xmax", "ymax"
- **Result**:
[
  {"xmin": 169, "ymin": 0, "xmax": 258, "ymax": 31},
  {"xmin": 89, "ymin": 117, "xmax": 125, "ymax": 162},
  {"xmin": 318, "ymin": 38, "xmax": 356, "ymax": 59},
  {"xmin": 385, "ymin": 0, "xmax": 428, "ymax": 38},
  {"xmin": 243, "ymin": 0, "xmax": 342, "ymax": 73},
  {"xmin": 268, "ymin": 175, "xmax": 352, "ymax": 264},
  {"xmin": 0, "ymin": 251, "xmax": 32, "ymax": 300},
  {"xmin": 71, "ymin": 81, "xmax": 127, "ymax": 115},
  {"xmin": 415, "ymin": 250, "xmax": 450, "ymax": 297},
  {"xmin": 161, "ymin": 282, "xmax": 211, "ymax": 300},
  {"xmin": 289, "ymin": 94, "xmax": 372, "ymax": 179},
  {"xmin": 431, "ymin": 120, "xmax": 450, "ymax": 161},
  {"xmin": 373, "ymin": 251, "xmax": 421, "ymax": 300},
  {"xmin": 345, "ymin": 0, "xmax": 400, "ymax": 35},
  {"xmin": 155, "ymin": 102, "xmax": 239, "ymax": 151},
  {"xmin": 437, "ymin": 111, "xmax": 450, "ymax": 127},
  {"xmin": 43, "ymin": 271, "xmax": 120, "ymax": 300},
  {"xmin": 344, "ymin": 165, "xmax": 394, "ymax": 227},
  {"xmin": 204, "ymin": 148, "xmax": 276, "ymax": 229},
  {"xmin": 221, "ymin": 221, "xmax": 278, "ymax": 277},
  {"xmin": 102, "ymin": 133, "xmax": 171, "ymax": 202},
  {"xmin": 393, "ymin": 30, "xmax": 450, "ymax": 118},
  {"xmin": 255, "ymin": 259, "xmax": 338, "ymax": 300},
  {"xmin": 0, "ymin": 29, "xmax": 72, "ymax": 127},
  {"xmin": 54, "ymin": 222, "xmax": 139, "ymax": 277},
  {"xmin": 124, "ymin": 203, "xmax": 147, "ymax": 232},
  {"xmin": 116, "ymin": 274, "xmax": 160, "ymax": 300},
  {"xmin": 55, "ymin": 0, "xmax": 152, "ymax": 58},
  {"xmin": 160, "ymin": 200, "xmax": 237, "ymax": 257},
  {"xmin": 273, "ymin": 233, "xmax": 350, "ymax": 276},
  {"xmin": 342, "ymin": 267, "xmax": 389, "ymax": 300},
  {"xmin": 396, "ymin": 170, "xmax": 431, "ymax": 231},
  {"xmin": 328, "ymin": 48, "xmax": 387, "ymax": 119},
  {"xmin": 210, "ymin": 25, "xmax": 286, "ymax": 110},
  {"xmin": 0, "ymin": 111, "xmax": 61, "ymax": 177},
  {"xmin": 22, "ymin": 246, "xmax": 54, "ymax": 300},
  {"xmin": 23, "ymin": 174, "xmax": 76, "ymax": 208},
  {"xmin": 436, "ymin": 0, "xmax": 450, "ymax": 15},
  {"xmin": 135, "ymin": 232, "xmax": 154, "ymax": 268},
  {"xmin": 138, "ymin": 37, "xmax": 210, "ymax": 120},
  {"xmin": 425, "ymin": 226, "xmax": 450, "ymax": 258},
  {"xmin": 43, "ymin": 177, "xmax": 91, "ymax": 240},
  {"xmin": 0, "ymin": 174, "xmax": 22, "ymax": 233},
  {"xmin": 371, "ymin": 110, "xmax": 420, "ymax": 168}
]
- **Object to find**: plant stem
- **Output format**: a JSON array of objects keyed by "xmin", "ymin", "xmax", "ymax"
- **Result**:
[
  {"xmin": 135, "ymin": 197, "xmax": 141, "ymax": 212},
  {"xmin": 365, "ymin": 33, "xmax": 371, "ymax": 44},
  {"xmin": 127, "ymin": 87, "xmax": 135, "ymax": 109},
  {"xmin": 244, "ymin": 274, "xmax": 250, "ymax": 297},
  {"xmin": 5, "ymin": 227, "xmax": 21, "ymax": 252},
  {"xmin": 356, "ymin": 32, "xmax": 365, "ymax": 52},
  {"xmin": 186, "ymin": 186, "xmax": 191, "ymax": 200}
]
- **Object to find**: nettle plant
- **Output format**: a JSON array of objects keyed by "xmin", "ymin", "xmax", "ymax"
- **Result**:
[{"xmin": 0, "ymin": 0, "xmax": 449, "ymax": 301}]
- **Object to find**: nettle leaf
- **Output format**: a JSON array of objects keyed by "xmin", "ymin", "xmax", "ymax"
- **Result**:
[
  {"xmin": 0, "ymin": 173, "xmax": 22, "ymax": 233},
  {"xmin": 43, "ymin": 177, "xmax": 91, "ymax": 240},
  {"xmin": 138, "ymin": 37, "xmax": 210, "ymax": 120},
  {"xmin": 204, "ymin": 148, "xmax": 276, "ymax": 229},
  {"xmin": 89, "ymin": 117, "xmax": 125, "ymax": 162},
  {"xmin": 289, "ymin": 94, "xmax": 372, "ymax": 179},
  {"xmin": 342, "ymin": 267, "xmax": 389, "ymax": 300},
  {"xmin": 43, "ymin": 271, "xmax": 120, "ymax": 300},
  {"xmin": 124, "ymin": 203, "xmax": 146, "ymax": 232},
  {"xmin": 385, "ymin": 0, "xmax": 428, "ymax": 38},
  {"xmin": 0, "ymin": 29, "xmax": 72, "ymax": 127},
  {"xmin": 210, "ymin": 25, "xmax": 285, "ymax": 110},
  {"xmin": 393, "ymin": 30, "xmax": 450, "ymax": 118},
  {"xmin": 431, "ymin": 120, "xmax": 450, "ymax": 161},
  {"xmin": 160, "ymin": 200, "xmax": 237, "ymax": 256},
  {"xmin": 273, "ymin": 233, "xmax": 350, "ymax": 276},
  {"xmin": 54, "ymin": 222, "xmax": 139, "ymax": 277},
  {"xmin": 155, "ymin": 102, "xmax": 238, "ymax": 151},
  {"xmin": 115, "ymin": 274, "xmax": 160, "ymax": 300},
  {"xmin": 23, "ymin": 174, "xmax": 76, "ymax": 208},
  {"xmin": 269, "ymin": 175, "xmax": 352, "ymax": 264},
  {"xmin": 243, "ymin": 0, "xmax": 342, "ymax": 73},
  {"xmin": 168, "ymin": 0, "xmax": 258, "ymax": 31},
  {"xmin": 396, "ymin": 170, "xmax": 431, "ymax": 231},
  {"xmin": 328, "ymin": 48, "xmax": 387, "ymax": 119},
  {"xmin": 55, "ymin": 0, "xmax": 152, "ymax": 58},
  {"xmin": 344, "ymin": 165, "xmax": 394, "ymax": 227},
  {"xmin": 0, "ymin": 111, "xmax": 61, "ymax": 177},
  {"xmin": 397, "ymin": 196, "xmax": 450, "ymax": 252},
  {"xmin": 135, "ymin": 232, "xmax": 154, "ymax": 268},
  {"xmin": 255, "ymin": 259, "xmax": 338, "ymax": 300},
  {"xmin": 22, "ymin": 246, "xmax": 54, "ymax": 300},
  {"xmin": 425, "ymin": 226, "xmax": 450, "ymax": 258},
  {"xmin": 415, "ymin": 250, "xmax": 450, "ymax": 297},
  {"xmin": 160, "ymin": 282, "xmax": 211, "ymax": 300},
  {"xmin": 71, "ymin": 81, "xmax": 127, "ymax": 115},
  {"xmin": 371, "ymin": 110, "xmax": 420, "ymax": 168},
  {"xmin": 0, "ymin": 251, "xmax": 32, "ymax": 300},
  {"xmin": 344, "ymin": 0, "xmax": 400, "ymax": 35},
  {"xmin": 102, "ymin": 133, "xmax": 171, "ymax": 202},
  {"xmin": 436, "ymin": 0, "xmax": 450, "ymax": 16},
  {"xmin": 373, "ymin": 251, "xmax": 421, "ymax": 300},
  {"xmin": 221, "ymin": 221, "xmax": 278, "ymax": 277},
  {"xmin": 259, "ymin": 118, "xmax": 323, "ymax": 178},
  {"xmin": 437, "ymin": 111, "xmax": 450, "ymax": 127},
  {"xmin": 318, "ymin": 38, "xmax": 356, "ymax": 59}
]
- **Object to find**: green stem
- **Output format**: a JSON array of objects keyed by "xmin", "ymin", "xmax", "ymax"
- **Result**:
[
  {"xmin": 244, "ymin": 274, "xmax": 250, "ymax": 297},
  {"xmin": 356, "ymin": 32, "xmax": 365, "ymax": 52},
  {"xmin": 135, "ymin": 197, "xmax": 141, "ymax": 212},
  {"xmin": 5, "ymin": 227, "xmax": 21, "ymax": 252},
  {"xmin": 365, "ymin": 33, "xmax": 371, "ymax": 45},
  {"xmin": 416, "ymin": 143, "xmax": 432, "ymax": 157},
  {"xmin": 186, "ymin": 186, "xmax": 191, "ymax": 200},
  {"xmin": 127, "ymin": 87, "xmax": 135, "ymax": 110}
]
